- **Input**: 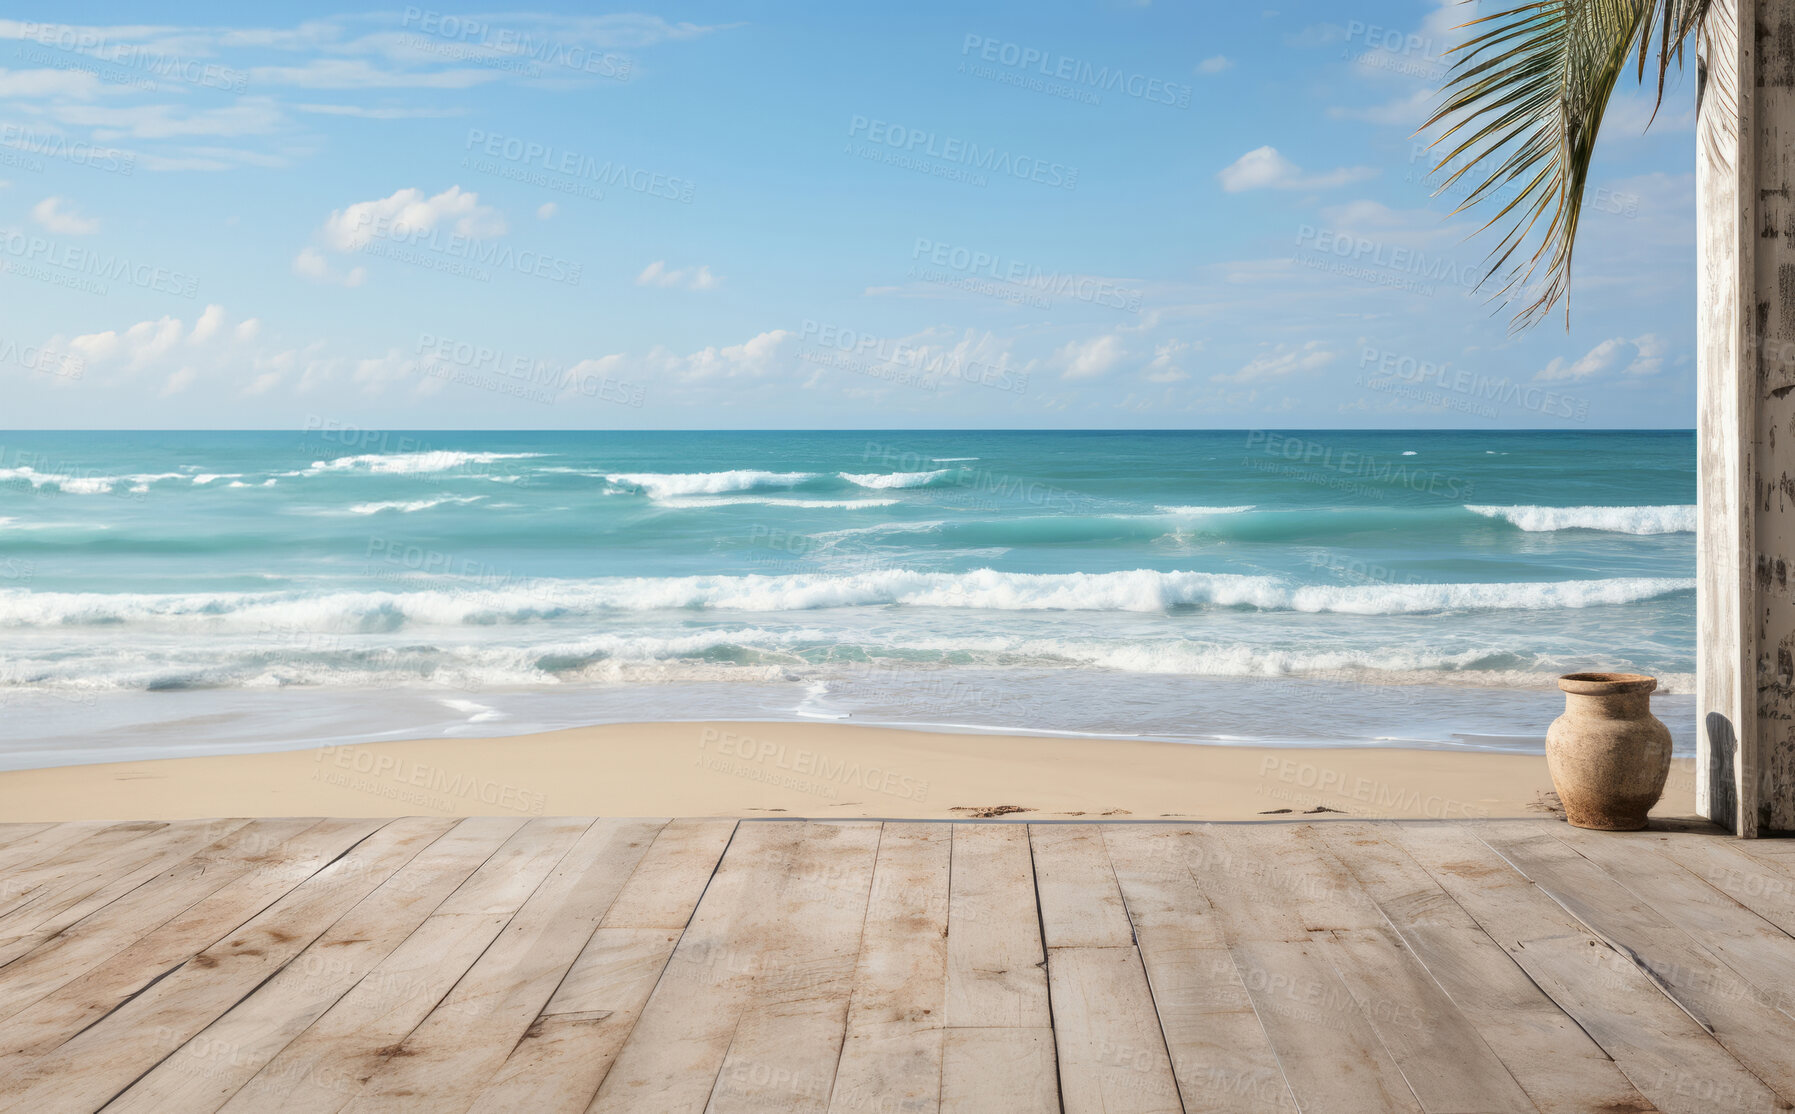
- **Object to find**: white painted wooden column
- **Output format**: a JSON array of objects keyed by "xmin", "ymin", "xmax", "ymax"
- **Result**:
[{"xmin": 1697, "ymin": 0, "xmax": 1795, "ymax": 836}]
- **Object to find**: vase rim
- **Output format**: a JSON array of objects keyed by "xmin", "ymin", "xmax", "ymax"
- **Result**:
[{"xmin": 1558, "ymin": 671, "xmax": 1657, "ymax": 695}]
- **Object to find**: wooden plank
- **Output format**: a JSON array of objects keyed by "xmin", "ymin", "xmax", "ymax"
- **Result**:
[
  {"xmin": 938, "ymin": 1028, "xmax": 1057, "ymax": 1114},
  {"xmin": 0, "ymin": 825, "xmax": 54, "ymax": 852},
  {"xmin": 942, "ymin": 824, "xmax": 1049, "ymax": 1029},
  {"xmin": 1549, "ymin": 825, "xmax": 1795, "ymax": 1019},
  {"xmin": 464, "ymin": 819, "xmax": 737, "ymax": 1112},
  {"xmin": 1047, "ymin": 945, "xmax": 1183, "ymax": 1114},
  {"xmin": 699, "ymin": 821, "xmax": 883, "ymax": 1113},
  {"xmin": 469, "ymin": 928, "xmax": 681, "ymax": 1113},
  {"xmin": 1102, "ymin": 826, "xmax": 1295, "ymax": 1113},
  {"xmin": 1179, "ymin": 825, "xmax": 1424, "ymax": 1114},
  {"xmin": 1395, "ymin": 822, "xmax": 1785, "ymax": 1114},
  {"xmin": 1312, "ymin": 823, "xmax": 1656, "ymax": 1114},
  {"xmin": 1656, "ymin": 830, "xmax": 1795, "ymax": 936},
  {"xmin": 1321, "ymin": 928, "xmax": 1536, "ymax": 1114},
  {"xmin": 1233, "ymin": 825, "xmax": 1537, "ymax": 1114},
  {"xmin": 1734, "ymin": 837, "xmax": 1795, "ymax": 859},
  {"xmin": 1692, "ymin": 0, "xmax": 1757, "ymax": 834},
  {"xmin": 340, "ymin": 819, "xmax": 663, "ymax": 1112},
  {"xmin": 586, "ymin": 821, "xmax": 842, "ymax": 1113},
  {"xmin": 1482, "ymin": 825, "xmax": 1795, "ymax": 1101},
  {"xmin": 1028, "ymin": 823, "xmax": 1181, "ymax": 1114},
  {"xmin": 826, "ymin": 823, "xmax": 950, "ymax": 1114},
  {"xmin": 0, "ymin": 822, "xmax": 111, "ymax": 877},
  {"xmin": 0, "ymin": 820, "xmax": 174, "ymax": 920},
  {"xmin": 219, "ymin": 816, "xmax": 593, "ymax": 1114},
  {"xmin": 0, "ymin": 817, "xmax": 455, "ymax": 1113},
  {"xmin": 0, "ymin": 819, "xmax": 253, "ymax": 967},
  {"xmin": 593, "ymin": 818, "xmax": 738, "ymax": 929},
  {"xmin": 1027, "ymin": 824, "xmax": 1132, "ymax": 949},
  {"xmin": 0, "ymin": 818, "xmax": 323, "ymax": 1024},
  {"xmin": 103, "ymin": 817, "xmax": 525, "ymax": 1114},
  {"xmin": 0, "ymin": 818, "xmax": 384, "ymax": 1043}
]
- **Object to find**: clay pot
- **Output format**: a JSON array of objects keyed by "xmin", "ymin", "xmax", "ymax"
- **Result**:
[{"xmin": 1545, "ymin": 672, "xmax": 1672, "ymax": 830}]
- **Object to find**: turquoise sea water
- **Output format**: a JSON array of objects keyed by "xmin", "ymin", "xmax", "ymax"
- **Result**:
[{"xmin": 0, "ymin": 429, "xmax": 1696, "ymax": 767}]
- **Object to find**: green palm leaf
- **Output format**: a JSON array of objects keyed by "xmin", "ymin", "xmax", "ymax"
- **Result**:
[{"xmin": 1424, "ymin": 0, "xmax": 1713, "ymax": 330}]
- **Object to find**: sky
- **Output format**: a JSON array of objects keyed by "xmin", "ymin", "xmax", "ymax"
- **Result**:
[{"xmin": 0, "ymin": 1, "xmax": 1697, "ymax": 430}]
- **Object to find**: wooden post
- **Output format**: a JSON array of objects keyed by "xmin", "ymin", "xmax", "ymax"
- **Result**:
[{"xmin": 1697, "ymin": 0, "xmax": 1795, "ymax": 836}]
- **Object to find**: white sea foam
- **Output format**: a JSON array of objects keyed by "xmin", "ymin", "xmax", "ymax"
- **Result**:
[
  {"xmin": 0, "ymin": 572, "xmax": 1694, "ymax": 630},
  {"xmin": 838, "ymin": 469, "xmax": 952, "ymax": 489},
  {"xmin": 343, "ymin": 496, "xmax": 486, "ymax": 515},
  {"xmin": 1466, "ymin": 504, "xmax": 1697, "ymax": 534},
  {"xmin": 438, "ymin": 697, "xmax": 505, "ymax": 723},
  {"xmin": 307, "ymin": 451, "xmax": 543, "ymax": 475},
  {"xmin": 0, "ymin": 467, "xmax": 118, "ymax": 493},
  {"xmin": 1154, "ymin": 505, "xmax": 1256, "ymax": 515},
  {"xmin": 0, "ymin": 627, "xmax": 1696, "ymax": 697},
  {"xmin": 932, "ymin": 456, "xmax": 978, "ymax": 462},
  {"xmin": 657, "ymin": 496, "xmax": 899, "ymax": 510},
  {"xmin": 605, "ymin": 470, "xmax": 815, "ymax": 498}
]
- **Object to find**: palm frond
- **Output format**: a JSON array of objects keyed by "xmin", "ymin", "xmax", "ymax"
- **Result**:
[{"xmin": 1423, "ymin": 0, "xmax": 1713, "ymax": 331}]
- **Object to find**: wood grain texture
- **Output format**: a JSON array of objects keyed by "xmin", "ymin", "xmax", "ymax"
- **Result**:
[
  {"xmin": 0, "ymin": 816, "xmax": 1785, "ymax": 1113},
  {"xmin": 467, "ymin": 819, "xmax": 737, "ymax": 1112},
  {"xmin": 106, "ymin": 817, "xmax": 524, "ymax": 1114},
  {"xmin": 1103, "ymin": 826, "xmax": 1295, "ymax": 1113},
  {"xmin": 826, "ymin": 823, "xmax": 950, "ymax": 1114},
  {"xmin": 1397, "ymin": 822, "xmax": 1788, "ymax": 1114},
  {"xmin": 1482, "ymin": 825, "xmax": 1795, "ymax": 1101},
  {"xmin": 0, "ymin": 817, "xmax": 455, "ymax": 1113},
  {"xmin": 1312, "ymin": 823, "xmax": 1655, "ymax": 1114}
]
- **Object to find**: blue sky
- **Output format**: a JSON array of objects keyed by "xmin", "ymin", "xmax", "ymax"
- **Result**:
[{"xmin": 1, "ymin": 1, "xmax": 1695, "ymax": 429}]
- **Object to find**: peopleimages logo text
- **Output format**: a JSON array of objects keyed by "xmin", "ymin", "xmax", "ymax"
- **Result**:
[
  {"xmin": 847, "ymin": 116, "xmax": 1078, "ymax": 189},
  {"xmin": 0, "ymin": 123, "xmax": 134, "ymax": 174},
  {"xmin": 960, "ymin": 34, "xmax": 1192, "ymax": 108},
  {"xmin": 463, "ymin": 129, "xmax": 695, "ymax": 202},
  {"xmin": 0, "ymin": 231, "xmax": 197, "ymax": 297}
]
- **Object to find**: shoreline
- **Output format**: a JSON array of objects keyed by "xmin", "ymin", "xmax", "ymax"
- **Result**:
[
  {"xmin": 0, "ymin": 676, "xmax": 1701, "ymax": 772},
  {"xmin": 0, "ymin": 719, "xmax": 1699, "ymax": 823}
]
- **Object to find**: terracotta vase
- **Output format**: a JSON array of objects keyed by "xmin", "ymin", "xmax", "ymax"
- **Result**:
[{"xmin": 1545, "ymin": 672, "xmax": 1673, "ymax": 830}]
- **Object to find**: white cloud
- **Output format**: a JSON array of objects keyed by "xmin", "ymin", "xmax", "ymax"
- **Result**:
[
  {"xmin": 31, "ymin": 196, "xmax": 99, "ymax": 235},
  {"xmin": 1328, "ymin": 89, "xmax": 1434, "ymax": 127},
  {"xmin": 636, "ymin": 261, "xmax": 720, "ymax": 291},
  {"xmin": 0, "ymin": 67, "xmax": 108, "ymax": 99},
  {"xmin": 537, "ymin": 202, "xmax": 558, "ymax": 220},
  {"xmin": 1212, "ymin": 341, "xmax": 1335, "ymax": 383},
  {"xmin": 52, "ymin": 101, "xmax": 285, "ymax": 141},
  {"xmin": 1196, "ymin": 55, "xmax": 1233, "ymax": 75},
  {"xmin": 319, "ymin": 186, "xmax": 505, "ymax": 252},
  {"xmin": 1536, "ymin": 334, "xmax": 1666, "ymax": 382},
  {"xmin": 66, "ymin": 315, "xmax": 185, "ymax": 371},
  {"xmin": 189, "ymin": 304, "xmax": 226, "ymax": 343},
  {"xmin": 1144, "ymin": 340, "xmax": 1194, "ymax": 382},
  {"xmin": 292, "ymin": 246, "xmax": 366, "ymax": 287},
  {"xmin": 1217, "ymin": 146, "xmax": 1376, "ymax": 192},
  {"xmin": 49, "ymin": 306, "xmax": 342, "ymax": 399},
  {"xmin": 248, "ymin": 60, "xmax": 503, "ymax": 90},
  {"xmin": 291, "ymin": 103, "xmax": 467, "ymax": 119},
  {"xmin": 66, "ymin": 307, "xmax": 255, "ymax": 373},
  {"xmin": 673, "ymin": 329, "xmax": 789, "ymax": 379},
  {"xmin": 1057, "ymin": 334, "xmax": 1125, "ymax": 380}
]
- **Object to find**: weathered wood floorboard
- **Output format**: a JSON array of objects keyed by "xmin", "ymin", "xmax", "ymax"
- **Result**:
[{"xmin": 0, "ymin": 817, "xmax": 1780, "ymax": 1113}]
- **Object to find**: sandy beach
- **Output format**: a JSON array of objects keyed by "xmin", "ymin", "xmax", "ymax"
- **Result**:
[{"xmin": 0, "ymin": 721, "xmax": 1698, "ymax": 823}]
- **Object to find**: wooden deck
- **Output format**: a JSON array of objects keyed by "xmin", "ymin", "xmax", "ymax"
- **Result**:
[{"xmin": 0, "ymin": 819, "xmax": 1792, "ymax": 1113}]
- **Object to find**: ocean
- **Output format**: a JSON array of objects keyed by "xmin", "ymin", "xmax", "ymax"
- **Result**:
[{"xmin": 0, "ymin": 429, "xmax": 1696, "ymax": 769}]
